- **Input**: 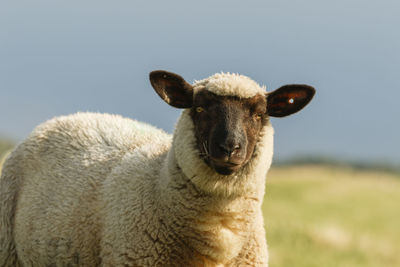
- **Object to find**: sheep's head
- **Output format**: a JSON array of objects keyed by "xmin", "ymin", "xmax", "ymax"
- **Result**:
[{"xmin": 150, "ymin": 70, "xmax": 315, "ymax": 175}]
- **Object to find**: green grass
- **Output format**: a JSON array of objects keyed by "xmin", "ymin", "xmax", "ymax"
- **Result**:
[{"xmin": 263, "ymin": 166, "xmax": 400, "ymax": 267}]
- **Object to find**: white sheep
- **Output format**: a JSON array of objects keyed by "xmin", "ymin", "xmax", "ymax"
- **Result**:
[{"xmin": 0, "ymin": 70, "xmax": 315, "ymax": 266}]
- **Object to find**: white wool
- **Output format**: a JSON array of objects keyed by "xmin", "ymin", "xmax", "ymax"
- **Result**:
[
  {"xmin": 0, "ymin": 71, "xmax": 274, "ymax": 266},
  {"xmin": 193, "ymin": 72, "xmax": 267, "ymax": 98}
]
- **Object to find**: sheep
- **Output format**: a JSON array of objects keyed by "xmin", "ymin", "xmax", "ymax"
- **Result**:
[{"xmin": 0, "ymin": 70, "xmax": 315, "ymax": 266}]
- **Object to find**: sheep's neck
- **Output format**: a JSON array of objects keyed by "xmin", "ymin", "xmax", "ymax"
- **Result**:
[{"xmin": 159, "ymin": 157, "xmax": 262, "ymax": 265}]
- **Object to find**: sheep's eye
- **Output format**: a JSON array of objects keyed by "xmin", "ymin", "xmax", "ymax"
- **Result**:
[
  {"xmin": 254, "ymin": 113, "xmax": 263, "ymax": 120},
  {"xmin": 196, "ymin": 107, "xmax": 204, "ymax": 113}
]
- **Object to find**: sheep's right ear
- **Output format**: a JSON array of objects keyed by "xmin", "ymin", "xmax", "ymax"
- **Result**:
[
  {"xmin": 149, "ymin": 70, "xmax": 194, "ymax": 108},
  {"xmin": 267, "ymin": 84, "xmax": 315, "ymax": 117}
]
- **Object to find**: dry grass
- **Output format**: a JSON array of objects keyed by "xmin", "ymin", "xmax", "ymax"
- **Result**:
[
  {"xmin": 0, "ymin": 140, "xmax": 14, "ymax": 174},
  {"xmin": 0, "ymin": 151, "xmax": 9, "ymax": 174},
  {"xmin": 263, "ymin": 165, "xmax": 400, "ymax": 267}
]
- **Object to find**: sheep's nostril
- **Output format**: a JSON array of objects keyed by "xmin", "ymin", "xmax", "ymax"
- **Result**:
[
  {"xmin": 218, "ymin": 144, "xmax": 230, "ymax": 154},
  {"xmin": 218, "ymin": 143, "xmax": 241, "ymax": 157}
]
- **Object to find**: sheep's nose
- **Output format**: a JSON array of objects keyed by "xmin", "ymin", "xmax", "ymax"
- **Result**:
[{"xmin": 218, "ymin": 143, "xmax": 241, "ymax": 157}]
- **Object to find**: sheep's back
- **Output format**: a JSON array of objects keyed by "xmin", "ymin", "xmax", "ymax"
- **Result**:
[{"xmin": 7, "ymin": 112, "xmax": 171, "ymax": 266}]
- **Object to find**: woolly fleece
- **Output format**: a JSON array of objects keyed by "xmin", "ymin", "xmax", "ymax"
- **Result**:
[
  {"xmin": 0, "ymin": 74, "xmax": 273, "ymax": 266},
  {"xmin": 193, "ymin": 73, "xmax": 267, "ymax": 98}
]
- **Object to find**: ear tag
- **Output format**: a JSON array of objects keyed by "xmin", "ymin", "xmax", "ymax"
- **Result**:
[{"xmin": 288, "ymin": 98, "xmax": 294, "ymax": 104}]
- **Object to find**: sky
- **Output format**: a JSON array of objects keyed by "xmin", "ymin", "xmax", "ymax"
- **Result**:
[{"xmin": 1, "ymin": 0, "xmax": 399, "ymax": 164}]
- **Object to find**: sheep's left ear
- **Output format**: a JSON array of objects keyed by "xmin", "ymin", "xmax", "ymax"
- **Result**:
[
  {"xmin": 149, "ymin": 70, "xmax": 194, "ymax": 108},
  {"xmin": 267, "ymin": 84, "xmax": 315, "ymax": 117}
]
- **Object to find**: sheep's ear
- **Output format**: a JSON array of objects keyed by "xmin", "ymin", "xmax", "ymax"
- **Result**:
[
  {"xmin": 267, "ymin": 84, "xmax": 315, "ymax": 117},
  {"xmin": 149, "ymin": 70, "xmax": 193, "ymax": 108}
]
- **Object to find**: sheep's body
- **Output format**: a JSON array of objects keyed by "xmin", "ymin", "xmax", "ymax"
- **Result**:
[
  {"xmin": 0, "ymin": 110, "xmax": 272, "ymax": 266},
  {"xmin": 0, "ymin": 113, "xmax": 171, "ymax": 266},
  {"xmin": 1, "ymin": 71, "xmax": 315, "ymax": 266}
]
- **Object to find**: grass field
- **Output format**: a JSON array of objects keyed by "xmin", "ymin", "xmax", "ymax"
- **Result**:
[
  {"xmin": 0, "ymin": 152, "xmax": 10, "ymax": 174},
  {"xmin": 1, "ymin": 151, "xmax": 399, "ymax": 266},
  {"xmin": 0, "ymin": 140, "xmax": 14, "ymax": 171},
  {"xmin": 263, "ymin": 166, "xmax": 400, "ymax": 267}
]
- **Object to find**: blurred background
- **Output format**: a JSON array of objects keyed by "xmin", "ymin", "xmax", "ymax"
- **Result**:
[{"xmin": 1, "ymin": 0, "xmax": 399, "ymax": 266}]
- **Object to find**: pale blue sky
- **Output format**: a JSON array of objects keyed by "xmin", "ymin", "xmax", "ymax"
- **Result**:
[{"xmin": 1, "ymin": 0, "xmax": 399, "ymax": 163}]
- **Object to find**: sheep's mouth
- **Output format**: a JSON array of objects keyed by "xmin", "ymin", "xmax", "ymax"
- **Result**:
[{"xmin": 209, "ymin": 159, "xmax": 243, "ymax": 175}]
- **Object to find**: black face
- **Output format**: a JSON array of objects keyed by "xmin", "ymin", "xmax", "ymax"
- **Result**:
[
  {"xmin": 190, "ymin": 90, "xmax": 268, "ymax": 175},
  {"xmin": 149, "ymin": 70, "xmax": 316, "ymax": 175}
]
